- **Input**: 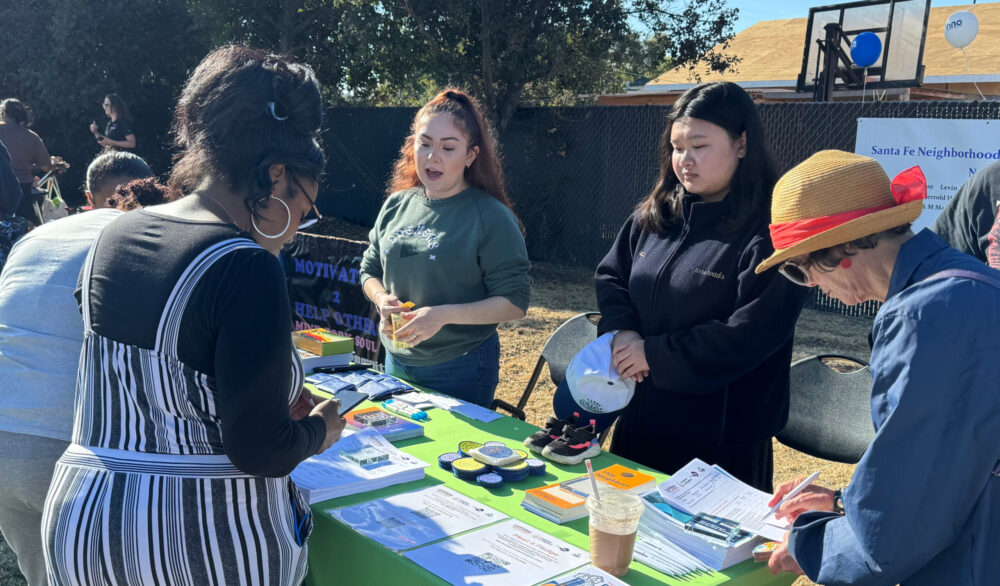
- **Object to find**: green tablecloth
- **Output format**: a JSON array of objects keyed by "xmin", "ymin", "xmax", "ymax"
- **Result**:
[{"xmin": 304, "ymin": 398, "xmax": 795, "ymax": 586}]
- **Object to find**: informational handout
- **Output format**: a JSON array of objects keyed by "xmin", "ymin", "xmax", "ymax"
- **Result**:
[
  {"xmin": 656, "ymin": 459, "xmax": 789, "ymax": 541},
  {"xmin": 633, "ymin": 526, "xmax": 711, "ymax": 577},
  {"xmin": 290, "ymin": 428, "xmax": 427, "ymax": 503},
  {"xmin": 327, "ymin": 486, "xmax": 507, "ymax": 551},
  {"xmin": 540, "ymin": 565, "xmax": 629, "ymax": 586},
  {"xmin": 403, "ymin": 519, "xmax": 588, "ymax": 586},
  {"xmin": 389, "ymin": 391, "xmax": 440, "ymax": 410}
]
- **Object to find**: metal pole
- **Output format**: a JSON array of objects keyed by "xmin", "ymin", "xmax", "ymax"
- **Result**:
[{"xmin": 821, "ymin": 23, "xmax": 842, "ymax": 101}]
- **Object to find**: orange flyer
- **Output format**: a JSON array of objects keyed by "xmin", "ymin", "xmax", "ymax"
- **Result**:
[
  {"xmin": 593, "ymin": 464, "xmax": 655, "ymax": 491},
  {"xmin": 524, "ymin": 483, "xmax": 588, "ymax": 509}
]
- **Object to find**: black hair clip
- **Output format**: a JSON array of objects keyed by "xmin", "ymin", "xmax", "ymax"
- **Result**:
[{"xmin": 267, "ymin": 101, "xmax": 288, "ymax": 121}]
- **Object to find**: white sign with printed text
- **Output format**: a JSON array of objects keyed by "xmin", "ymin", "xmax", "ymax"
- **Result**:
[{"xmin": 855, "ymin": 118, "xmax": 1000, "ymax": 233}]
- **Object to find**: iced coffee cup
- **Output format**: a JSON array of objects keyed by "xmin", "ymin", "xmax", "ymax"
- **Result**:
[{"xmin": 585, "ymin": 491, "xmax": 644, "ymax": 577}]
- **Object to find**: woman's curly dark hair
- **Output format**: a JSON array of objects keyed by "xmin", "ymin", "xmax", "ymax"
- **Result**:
[{"xmin": 105, "ymin": 177, "xmax": 179, "ymax": 211}]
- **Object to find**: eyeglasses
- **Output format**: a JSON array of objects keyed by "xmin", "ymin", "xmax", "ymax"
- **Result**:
[
  {"xmin": 778, "ymin": 260, "xmax": 812, "ymax": 287},
  {"xmin": 291, "ymin": 174, "xmax": 323, "ymax": 230}
]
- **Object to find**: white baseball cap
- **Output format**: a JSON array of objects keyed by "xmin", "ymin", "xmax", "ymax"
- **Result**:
[{"xmin": 566, "ymin": 332, "xmax": 636, "ymax": 414}]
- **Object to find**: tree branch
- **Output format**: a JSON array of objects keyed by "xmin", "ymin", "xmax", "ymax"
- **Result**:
[{"xmin": 403, "ymin": 0, "xmax": 444, "ymax": 55}]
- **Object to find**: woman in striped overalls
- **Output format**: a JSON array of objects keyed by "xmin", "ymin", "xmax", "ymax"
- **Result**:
[{"xmin": 42, "ymin": 46, "xmax": 346, "ymax": 585}]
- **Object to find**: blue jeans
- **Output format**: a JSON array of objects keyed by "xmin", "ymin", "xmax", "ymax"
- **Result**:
[{"xmin": 384, "ymin": 333, "xmax": 500, "ymax": 407}]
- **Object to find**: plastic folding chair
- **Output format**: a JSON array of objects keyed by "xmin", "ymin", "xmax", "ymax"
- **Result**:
[
  {"xmin": 491, "ymin": 312, "xmax": 599, "ymax": 421},
  {"xmin": 776, "ymin": 354, "xmax": 875, "ymax": 464}
]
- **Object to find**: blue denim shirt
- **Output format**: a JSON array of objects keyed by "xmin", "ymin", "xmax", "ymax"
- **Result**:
[{"xmin": 788, "ymin": 229, "xmax": 1000, "ymax": 585}]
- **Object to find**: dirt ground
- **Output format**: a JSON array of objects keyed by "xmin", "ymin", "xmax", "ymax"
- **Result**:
[{"xmin": 0, "ymin": 224, "xmax": 876, "ymax": 586}]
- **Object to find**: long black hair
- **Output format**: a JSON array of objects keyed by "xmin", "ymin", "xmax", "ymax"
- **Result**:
[
  {"xmin": 104, "ymin": 93, "xmax": 133, "ymax": 122},
  {"xmin": 636, "ymin": 82, "xmax": 776, "ymax": 233}
]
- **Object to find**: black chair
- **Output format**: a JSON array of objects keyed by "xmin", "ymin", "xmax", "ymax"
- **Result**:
[
  {"xmin": 491, "ymin": 312, "xmax": 600, "ymax": 421},
  {"xmin": 776, "ymin": 354, "xmax": 875, "ymax": 464}
]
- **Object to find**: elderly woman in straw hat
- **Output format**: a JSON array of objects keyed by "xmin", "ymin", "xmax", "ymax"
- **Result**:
[{"xmin": 757, "ymin": 150, "xmax": 1000, "ymax": 585}]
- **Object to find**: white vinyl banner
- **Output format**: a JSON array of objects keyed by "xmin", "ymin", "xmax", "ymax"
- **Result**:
[{"xmin": 854, "ymin": 118, "xmax": 1000, "ymax": 233}]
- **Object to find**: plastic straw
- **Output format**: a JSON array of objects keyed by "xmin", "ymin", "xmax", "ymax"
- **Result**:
[{"xmin": 585, "ymin": 459, "xmax": 601, "ymax": 502}]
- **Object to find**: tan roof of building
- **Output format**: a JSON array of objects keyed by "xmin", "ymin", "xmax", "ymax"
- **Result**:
[{"xmin": 648, "ymin": 2, "xmax": 1000, "ymax": 88}]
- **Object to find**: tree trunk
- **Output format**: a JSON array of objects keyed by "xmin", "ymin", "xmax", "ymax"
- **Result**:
[
  {"xmin": 480, "ymin": 1, "xmax": 497, "ymax": 118},
  {"xmin": 280, "ymin": 0, "xmax": 303, "ymax": 53},
  {"xmin": 496, "ymin": 83, "xmax": 523, "ymax": 133}
]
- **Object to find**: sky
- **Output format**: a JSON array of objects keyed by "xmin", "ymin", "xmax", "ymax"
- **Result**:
[{"xmin": 733, "ymin": 0, "xmax": 994, "ymax": 32}]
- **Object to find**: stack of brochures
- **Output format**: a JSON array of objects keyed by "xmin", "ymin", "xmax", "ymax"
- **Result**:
[
  {"xmin": 521, "ymin": 464, "xmax": 656, "ymax": 523},
  {"xmin": 293, "ymin": 328, "xmax": 354, "ymax": 370},
  {"xmin": 637, "ymin": 490, "xmax": 760, "ymax": 570},
  {"xmin": 632, "ymin": 524, "xmax": 711, "ymax": 577},
  {"xmin": 633, "ymin": 458, "xmax": 794, "ymax": 571},
  {"xmin": 296, "ymin": 347, "xmax": 352, "ymax": 370},
  {"xmin": 290, "ymin": 428, "xmax": 428, "ymax": 503}
]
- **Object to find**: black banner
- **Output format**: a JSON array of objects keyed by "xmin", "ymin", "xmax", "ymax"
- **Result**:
[{"xmin": 284, "ymin": 233, "xmax": 384, "ymax": 369}]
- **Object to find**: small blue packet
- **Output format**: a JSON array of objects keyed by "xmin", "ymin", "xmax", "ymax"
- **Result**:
[
  {"xmin": 364, "ymin": 375, "xmax": 414, "ymax": 400},
  {"xmin": 305, "ymin": 373, "xmax": 334, "ymax": 384},
  {"xmin": 316, "ymin": 379, "xmax": 356, "ymax": 394},
  {"xmin": 339, "ymin": 371, "xmax": 379, "ymax": 386}
]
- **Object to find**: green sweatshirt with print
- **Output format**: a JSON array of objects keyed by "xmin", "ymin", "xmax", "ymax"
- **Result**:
[{"xmin": 359, "ymin": 186, "xmax": 531, "ymax": 366}]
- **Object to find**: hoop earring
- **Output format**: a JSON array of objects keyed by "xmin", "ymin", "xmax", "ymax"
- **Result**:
[{"xmin": 251, "ymin": 196, "xmax": 291, "ymax": 239}]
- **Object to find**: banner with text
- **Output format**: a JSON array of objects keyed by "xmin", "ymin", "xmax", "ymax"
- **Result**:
[
  {"xmin": 285, "ymin": 233, "xmax": 384, "ymax": 369},
  {"xmin": 855, "ymin": 118, "xmax": 1000, "ymax": 233}
]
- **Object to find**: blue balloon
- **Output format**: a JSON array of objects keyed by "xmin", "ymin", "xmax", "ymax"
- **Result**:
[{"xmin": 850, "ymin": 32, "xmax": 882, "ymax": 68}]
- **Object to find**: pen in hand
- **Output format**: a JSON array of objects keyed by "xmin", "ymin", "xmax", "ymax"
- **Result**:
[{"xmin": 769, "ymin": 471, "xmax": 821, "ymax": 514}]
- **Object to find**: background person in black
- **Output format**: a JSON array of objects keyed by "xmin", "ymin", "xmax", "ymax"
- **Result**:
[
  {"xmin": 89, "ymin": 92, "xmax": 135, "ymax": 150},
  {"xmin": 590, "ymin": 82, "xmax": 807, "ymax": 492}
]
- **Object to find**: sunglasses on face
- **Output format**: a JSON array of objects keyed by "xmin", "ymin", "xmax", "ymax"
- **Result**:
[
  {"xmin": 778, "ymin": 260, "xmax": 812, "ymax": 287},
  {"xmin": 291, "ymin": 174, "xmax": 323, "ymax": 230}
]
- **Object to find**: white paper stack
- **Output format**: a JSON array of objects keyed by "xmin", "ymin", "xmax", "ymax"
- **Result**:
[
  {"xmin": 633, "ymin": 525, "xmax": 711, "ymax": 577},
  {"xmin": 290, "ymin": 428, "xmax": 428, "ymax": 503},
  {"xmin": 655, "ymin": 459, "xmax": 789, "ymax": 541},
  {"xmin": 637, "ymin": 490, "xmax": 762, "ymax": 571},
  {"xmin": 297, "ymin": 347, "xmax": 352, "ymax": 370}
]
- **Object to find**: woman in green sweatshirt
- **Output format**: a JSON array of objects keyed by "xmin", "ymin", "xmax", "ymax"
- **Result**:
[{"xmin": 360, "ymin": 89, "xmax": 531, "ymax": 406}]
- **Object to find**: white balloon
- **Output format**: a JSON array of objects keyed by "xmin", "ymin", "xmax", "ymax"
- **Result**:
[{"xmin": 945, "ymin": 10, "xmax": 979, "ymax": 49}]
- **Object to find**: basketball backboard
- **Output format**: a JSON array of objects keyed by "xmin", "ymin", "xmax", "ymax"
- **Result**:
[{"xmin": 796, "ymin": 0, "xmax": 931, "ymax": 97}]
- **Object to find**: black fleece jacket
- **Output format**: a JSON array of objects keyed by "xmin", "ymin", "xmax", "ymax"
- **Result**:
[
  {"xmin": 931, "ymin": 160, "xmax": 1000, "ymax": 265},
  {"xmin": 595, "ymin": 192, "xmax": 807, "ymax": 447}
]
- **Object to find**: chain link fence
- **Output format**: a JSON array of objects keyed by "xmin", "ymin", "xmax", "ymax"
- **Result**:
[{"xmin": 320, "ymin": 100, "xmax": 1000, "ymax": 318}]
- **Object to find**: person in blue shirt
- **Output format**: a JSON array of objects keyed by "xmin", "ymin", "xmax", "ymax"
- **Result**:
[{"xmin": 756, "ymin": 150, "xmax": 1000, "ymax": 586}]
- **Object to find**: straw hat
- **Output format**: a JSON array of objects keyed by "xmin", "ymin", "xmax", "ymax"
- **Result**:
[{"xmin": 755, "ymin": 150, "xmax": 925, "ymax": 274}]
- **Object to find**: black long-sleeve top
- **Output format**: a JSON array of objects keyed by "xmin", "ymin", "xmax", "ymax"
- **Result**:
[
  {"xmin": 595, "ymin": 192, "xmax": 807, "ymax": 446},
  {"xmin": 79, "ymin": 210, "xmax": 325, "ymax": 476}
]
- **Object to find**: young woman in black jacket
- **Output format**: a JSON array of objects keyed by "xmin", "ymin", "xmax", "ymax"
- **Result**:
[{"xmin": 557, "ymin": 82, "xmax": 806, "ymax": 491}]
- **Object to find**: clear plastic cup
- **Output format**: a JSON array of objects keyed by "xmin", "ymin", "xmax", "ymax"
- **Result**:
[{"xmin": 586, "ymin": 491, "xmax": 644, "ymax": 577}]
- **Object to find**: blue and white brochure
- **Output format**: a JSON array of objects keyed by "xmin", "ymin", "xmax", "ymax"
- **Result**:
[{"xmin": 327, "ymin": 485, "xmax": 507, "ymax": 551}]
